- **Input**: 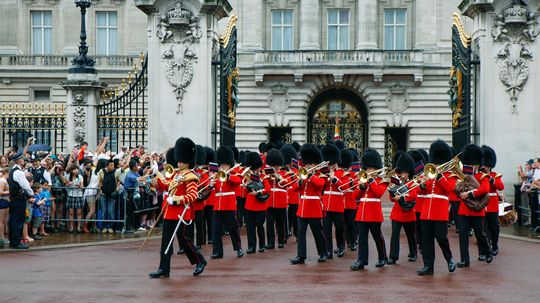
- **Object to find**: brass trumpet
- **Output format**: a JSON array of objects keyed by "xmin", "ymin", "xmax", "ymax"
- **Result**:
[
  {"xmin": 298, "ymin": 161, "xmax": 330, "ymax": 180},
  {"xmin": 400, "ymin": 154, "xmax": 464, "ymax": 195},
  {"xmin": 215, "ymin": 163, "xmax": 241, "ymax": 182}
]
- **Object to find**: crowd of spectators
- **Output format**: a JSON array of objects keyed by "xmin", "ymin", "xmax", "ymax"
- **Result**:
[
  {"xmin": 0, "ymin": 136, "xmax": 167, "ymax": 249},
  {"xmin": 517, "ymin": 158, "xmax": 540, "ymax": 228}
]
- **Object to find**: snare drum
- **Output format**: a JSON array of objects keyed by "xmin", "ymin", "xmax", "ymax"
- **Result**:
[{"xmin": 498, "ymin": 202, "xmax": 517, "ymax": 227}]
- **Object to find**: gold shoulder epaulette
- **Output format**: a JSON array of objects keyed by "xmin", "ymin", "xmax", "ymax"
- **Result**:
[{"xmin": 182, "ymin": 171, "xmax": 200, "ymax": 183}]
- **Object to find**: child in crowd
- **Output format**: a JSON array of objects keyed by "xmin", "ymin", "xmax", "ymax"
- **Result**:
[
  {"xmin": 23, "ymin": 175, "xmax": 35, "ymax": 243},
  {"xmin": 39, "ymin": 182, "xmax": 52, "ymax": 236},
  {"xmin": 66, "ymin": 165, "xmax": 84, "ymax": 232},
  {"xmin": 31, "ymin": 183, "xmax": 46, "ymax": 240}
]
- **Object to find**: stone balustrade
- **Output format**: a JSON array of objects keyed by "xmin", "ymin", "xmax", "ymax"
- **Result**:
[{"xmin": 0, "ymin": 55, "xmax": 139, "ymax": 68}]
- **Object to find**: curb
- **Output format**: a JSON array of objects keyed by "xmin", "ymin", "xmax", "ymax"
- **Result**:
[
  {"xmin": 0, "ymin": 235, "xmax": 161, "ymax": 253},
  {"xmin": 499, "ymin": 233, "xmax": 540, "ymax": 244}
]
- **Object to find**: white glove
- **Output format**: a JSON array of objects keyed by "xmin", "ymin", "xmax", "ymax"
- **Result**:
[{"xmin": 167, "ymin": 197, "xmax": 175, "ymax": 205}]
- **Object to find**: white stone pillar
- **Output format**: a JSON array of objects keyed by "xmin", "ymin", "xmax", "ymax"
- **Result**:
[
  {"xmin": 240, "ymin": 0, "xmax": 263, "ymax": 50},
  {"xmin": 414, "ymin": 0, "xmax": 437, "ymax": 49},
  {"xmin": 299, "ymin": 0, "xmax": 320, "ymax": 50},
  {"xmin": 356, "ymin": 0, "xmax": 377, "ymax": 49},
  {"xmin": 61, "ymin": 73, "xmax": 106, "ymax": 151}
]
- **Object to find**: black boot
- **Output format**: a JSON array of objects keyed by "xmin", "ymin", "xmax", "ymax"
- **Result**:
[
  {"xmin": 386, "ymin": 258, "xmax": 397, "ymax": 265},
  {"xmin": 478, "ymin": 255, "xmax": 486, "ymax": 262},
  {"xmin": 375, "ymin": 259, "xmax": 387, "ymax": 268},
  {"xmin": 236, "ymin": 249, "xmax": 244, "ymax": 258},
  {"xmin": 246, "ymin": 248, "xmax": 256, "ymax": 254},
  {"xmin": 486, "ymin": 253, "xmax": 493, "ymax": 264},
  {"xmin": 317, "ymin": 255, "xmax": 327, "ymax": 263},
  {"xmin": 290, "ymin": 256, "xmax": 305, "ymax": 265},
  {"xmin": 337, "ymin": 249, "xmax": 345, "ymax": 258},
  {"xmin": 457, "ymin": 261, "xmax": 470, "ymax": 268},
  {"xmin": 350, "ymin": 261, "xmax": 365, "ymax": 271},
  {"xmin": 193, "ymin": 260, "xmax": 207, "ymax": 276},
  {"xmin": 210, "ymin": 253, "xmax": 223, "ymax": 259},
  {"xmin": 149, "ymin": 269, "xmax": 169, "ymax": 279},
  {"xmin": 448, "ymin": 258, "xmax": 457, "ymax": 272},
  {"xmin": 417, "ymin": 267, "xmax": 433, "ymax": 276}
]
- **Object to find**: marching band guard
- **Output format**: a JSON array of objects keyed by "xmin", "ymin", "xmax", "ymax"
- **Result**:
[
  {"xmin": 190, "ymin": 145, "xmax": 207, "ymax": 248},
  {"xmin": 387, "ymin": 153, "xmax": 418, "ymax": 265},
  {"xmin": 321, "ymin": 144, "xmax": 348, "ymax": 259},
  {"xmin": 448, "ymin": 147, "xmax": 461, "ymax": 232},
  {"xmin": 456, "ymin": 144, "xmax": 493, "ymax": 268},
  {"xmin": 210, "ymin": 147, "xmax": 243, "ymax": 259},
  {"xmin": 244, "ymin": 152, "xmax": 270, "ymax": 254},
  {"xmin": 350, "ymin": 149, "xmax": 389, "ymax": 270},
  {"xmin": 202, "ymin": 147, "xmax": 215, "ymax": 245},
  {"xmin": 265, "ymin": 149, "xmax": 289, "ymax": 249},
  {"xmin": 481, "ymin": 145, "xmax": 503, "ymax": 257},
  {"xmin": 344, "ymin": 149, "xmax": 359, "ymax": 251},
  {"xmin": 291, "ymin": 143, "xmax": 328, "ymax": 264},
  {"xmin": 149, "ymin": 138, "xmax": 207, "ymax": 278},
  {"xmin": 417, "ymin": 140, "xmax": 457, "ymax": 276},
  {"xmin": 408, "ymin": 150, "xmax": 427, "ymax": 255},
  {"xmin": 280, "ymin": 145, "xmax": 300, "ymax": 239}
]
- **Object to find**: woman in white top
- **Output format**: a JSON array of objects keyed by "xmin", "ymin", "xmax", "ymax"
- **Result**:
[
  {"xmin": 83, "ymin": 160, "xmax": 100, "ymax": 233},
  {"xmin": 65, "ymin": 165, "xmax": 84, "ymax": 232},
  {"xmin": 0, "ymin": 167, "xmax": 10, "ymax": 249}
]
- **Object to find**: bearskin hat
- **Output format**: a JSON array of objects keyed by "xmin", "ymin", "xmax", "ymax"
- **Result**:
[
  {"xmin": 408, "ymin": 150, "xmax": 426, "ymax": 165},
  {"xmin": 348, "ymin": 148, "xmax": 360, "ymax": 162},
  {"xmin": 174, "ymin": 138, "xmax": 196, "ymax": 168},
  {"xmin": 392, "ymin": 150, "xmax": 406, "ymax": 168},
  {"xmin": 481, "ymin": 145, "xmax": 497, "ymax": 168},
  {"xmin": 258, "ymin": 142, "xmax": 267, "ymax": 153},
  {"xmin": 362, "ymin": 148, "xmax": 383, "ymax": 169},
  {"xmin": 429, "ymin": 140, "xmax": 452, "ymax": 165},
  {"xmin": 229, "ymin": 146, "xmax": 239, "ymax": 162},
  {"xmin": 195, "ymin": 145, "xmax": 206, "ymax": 166},
  {"xmin": 291, "ymin": 141, "xmax": 301, "ymax": 152},
  {"xmin": 322, "ymin": 143, "xmax": 341, "ymax": 165},
  {"xmin": 266, "ymin": 148, "xmax": 284, "ymax": 167},
  {"xmin": 265, "ymin": 142, "xmax": 275, "ymax": 153},
  {"xmin": 204, "ymin": 147, "xmax": 215, "ymax": 164},
  {"xmin": 396, "ymin": 153, "xmax": 414, "ymax": 177},
  {"xmin": 165, "ymin": 147, "xmax": 176, "ymax": 168},
  {"xmin": 340, "ymin": 149, "xmax": 353, "ymax": 169},
  {"xmin": 419, "ymin": 149, "xmax": 430, "ymax": 164},
  {"xmin": 238, "ymin": 150, "xmax": 247, "ymax": 165},
  {"xmin": 244, "ymin": 152, "xmax": 263, "ymax": 170},
  {"xmin": 300, "ymin": 143, "xmax": 322, "ymax": 165},
  {"xmin": 334, "ymin": 140, "xmax": 346, "ymax": 151},
  {"xmin": 280, "ymin": 144, "xmax": 298, "ymax": 165},
  {"xmin": 461, "ymin": 144, "xmax": 484, "ymax": 166},
  {"xmin": 216, "ymin": 146, "xmax": 235, "ymax": 166},
  {"xmin": 274, "ymin": 140, "xmax": 285, "ymax": 150},
  {"xmin": 450, "ymin": 146, "xmax": 457, "ymax": 157}
]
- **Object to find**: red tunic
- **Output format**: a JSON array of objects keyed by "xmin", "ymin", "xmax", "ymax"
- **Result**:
[
  {"xmin": 285, "ymin": 167, "xmax": 300, "ymax": 205},
  {"xmin": 420, "ymin": 171, "xmax": 456, "ymax": 221},
  {"xmin": 486, "ymin": 172, "xmax": 504, "ymax": 213},
  {"xmin": 157, "ymin": 170, "xmax": 199, "ymax": 221},
  {"xmin": 213, "ymin": 174, "xmax": 241, "ymax": 211},
  {"xmin": 267, "ymin": 170, "xmax": 289, "ymax": 209},
  {"xmin": 390, "ymin": 182, "xmax": 418, "ymax": 223},
  {"xmin": 354, "ymin": 177, "xmax": 388, "ymax": 222},
  {"xmin": 414, "ymin": 175, "xmax": 426, "ymax": 214},
  {"xmin": 193, "ymin": 169, "xmax": 208, "ymax": 211},
  {"xmin": 295, "ymin": 173, "xmax": 325, "ymax": 218},
  {"xmin": 244, "ymin": 177, "xmax": 271, "ymax": 212},
  {"xmin": 458, "ymin": 172, "xmax": 490, "ymax": 217},
  {"xmin": 344, "ymin": 175, "xmax": 359, "ymax": 210},
  {"xmin": 322, "ymin": 169, "xmax": 350, "ymax": 213}
]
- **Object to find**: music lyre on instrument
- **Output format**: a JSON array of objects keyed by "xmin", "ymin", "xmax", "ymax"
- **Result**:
[{"xmin": 278, "ymin": 161, "xmax": 330, "ymax": 187}]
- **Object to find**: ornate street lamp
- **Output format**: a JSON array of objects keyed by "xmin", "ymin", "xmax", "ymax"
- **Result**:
[{"xmin": 69, "ymin": 0, "xmax": 96, "ymax": 74}]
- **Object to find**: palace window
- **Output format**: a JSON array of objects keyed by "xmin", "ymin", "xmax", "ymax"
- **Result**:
[
  {"xmin": 328, "ymin": 10, "xmax": 349, "ymax": 50},
  {"xmin": 96, "ymin": 11, "xmax": 118, "ymax": 56},
  {"xmin": 384, "ymin": 9, "xmax": 406, "ymax": 50},
  {"xmin": 31, "ymin": 11, "xmax": 52, "ymax": 55},
  {"xmin": 271, "ymin": 10, "xmax": 293, "ymax": 50}
]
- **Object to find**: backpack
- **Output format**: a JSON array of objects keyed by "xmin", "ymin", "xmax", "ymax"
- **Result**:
[
  {"xmin": 30, "ymin": 167, "xmax": 46, "ymax": 184},
  {"xmin": 101, "ymin": 170, "xmax": 117, "ymax": 195}
]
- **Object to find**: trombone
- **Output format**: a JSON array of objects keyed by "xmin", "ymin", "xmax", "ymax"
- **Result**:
[
  {"xmin": 278, "ymin": 161, "xmax": 330, "ymax": 187},
  {"xmin": 340, "ymin": 167, "xmax": 388, "ymax": 192},
  {"xmin": 400, "ymin": 155, "xmax": 464, "ymax": 195},
  {"xmin": 215, "ymin": 163, "xmax": 241, "ymax": 182}
]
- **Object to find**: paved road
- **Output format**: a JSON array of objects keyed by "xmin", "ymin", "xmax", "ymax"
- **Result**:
[{"xmin": 1, "ymin": 222, "xmax": 538, "ymax": 303}]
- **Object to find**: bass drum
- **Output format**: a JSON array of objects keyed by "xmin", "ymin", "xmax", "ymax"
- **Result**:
[{"xmin": 498, "ymin": 202, "xmax": 517, "ymax": 227}]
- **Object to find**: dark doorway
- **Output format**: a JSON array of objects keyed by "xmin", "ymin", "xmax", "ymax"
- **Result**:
[
  {"xmin": 268, "ymin": 127, "xmax": 292, "ymax": 144},
  {"xmin": 384, "ymin": 127, "xmax": 409, "ymax": 168}
]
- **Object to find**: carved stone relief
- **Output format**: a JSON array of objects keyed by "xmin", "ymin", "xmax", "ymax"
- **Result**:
[
  {"xmin": 267, "ymin": 84, "xmax": 291, "ymax": 127},
  {"xmin": 72, "ymin": 92, "xmax": 87, "ymax": 144},
  {"xmin": 157, "ymin": 0, "xmax": 202, "ymax": 114},
  {"xmin": 491, "ymin": 1, "xmax": 539, "ymax": 113}
]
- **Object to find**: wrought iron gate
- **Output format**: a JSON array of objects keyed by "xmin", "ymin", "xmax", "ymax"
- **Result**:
[
  {"xmin": 449, "ymin": 13, "xmax": 472, "ymax": 151},
  {"xmin": 219, "ymin": 15, "xmax": 238, "ymax": 147},
  {"xmin": 310, "ymin": 110, "xmax": 365, "ymax": 152},
  {"xmin": 0, "ymin": 103, "xmax": 66, "ymax": 154},
  {"xmin": 97, "ymin": 54, "xmax": 148, "ymax": 152}
]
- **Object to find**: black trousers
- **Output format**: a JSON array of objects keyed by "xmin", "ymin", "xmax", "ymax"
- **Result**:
[
  {"xmin": 344, "ymin": 209, "xmax": 357, "ymax": 246},
  {"xmin": 236, "ymin": 197, "xmax": 246, "ymax": 226},
  {"xmin": 415, "ymin": 212, "xmax": 423, "ymax": 251},
  {"xmin": 159, "ymin": 219, "xmax": 205, "ymax": 273},
  {"xmin": 323, "ymin": 211, "xmax": 345, "ymax": 254},
  {"xmin": 181, "ymin": 210, "xmax": 205, "ymax": 247},
  {"xmin": 212, "ymin": 210, "xmax": 241, "ymax": 255},
  {"xmin": 266, "ymin": 207, "xmax": 287, "ymax": 246},
  {"xmin": 297, "ymin": 217, "xmax": 327, "ymax": 258},
  {"xmin": 421, "ymin": 220, "xmax": 453, "ymax": 269},
  {"xmin": 484, "ymin": 212, "xmax": 500, "ymax": 251},
  {"xmin": 288, "ymin": 204, "xmax": 298, "ymax": 237},
  {"xmin": 203, "ymin": 205, "xmax": 213, "ymax": 243},
  {"xmin": 8, "ymin": 199, "xmax": 25, "ymax": 247},
  {"xmin": 458, "ymin": 215, "xmax": 491, "ymax": 262},
  {"xmin": 357, "ymin": 222, "xmax": 387, "ymax": 264},
  {"xmin": 450, "ymin": 201, "xmax": 460, "ymax": 229},
  {"xmin": 245, "ymin": 209, "xmax": 266, "ymax": 250},
  {"xmin": 389, "ymin": 220, "xmax": 417, "ymax": 260},
  {"xmin": 125, "ymin": 190, "xmax": 135, "ymax": 230}
]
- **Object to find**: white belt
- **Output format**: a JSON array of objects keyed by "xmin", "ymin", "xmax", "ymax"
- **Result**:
[
  {"xmin": 324, "ymin": 191, "xmax": 344, "ymax": 196},
  {"xmin": 488, "ymin": 193, "xmax": 498, "ymax": 197},
  {"xmin": 301, "ymin": 195, "xmax": 320, "ymax": 200},
  {"xmin": 343, "ymin": 190, "xmax": 354, "ymax": 193},
  {"xmin": 360, "ymin": 198, "xmax": 381, "ymax": 203},
  {"xmin": 216, "ymin": 192, "xmax": 235, "ymax": 197},
  {"xmin": 417, "ymin": 195, "xmax": 427, "ymax": 198},
  {"xmin": 425, "ymin": 194, "xmax": 449, "ymax": 200},
  {"xmin": 271, "ymin": 188, "xmax": 287, "ymax": 193}
]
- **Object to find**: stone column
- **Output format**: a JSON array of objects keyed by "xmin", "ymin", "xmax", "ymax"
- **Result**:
[
  {"xmin": 414, "ymin": 0, "xmax": 437, "ymax": 49},
  {"xmin": 299, "ymin": 0, "xmax": 320, "ymax": 50},
  {"xmin": 135, "ymin": 0, "xmax": 232, "ymax": 150},
  {"xmin": 61, "ymin": 73, "xmax": 106, "ymax": 151},
  {"xmin": 240, "ymin": 0, "xmax": 263, "ymax": 50},
  {"xmin": 356, "ymin": 0, "xmax": 377, "ymax": 49}
]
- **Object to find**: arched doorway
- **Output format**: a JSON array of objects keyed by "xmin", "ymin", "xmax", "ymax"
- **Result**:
[{"xmin": 308, "ymin": 88, "xmax": 368, "ymax": 152}]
